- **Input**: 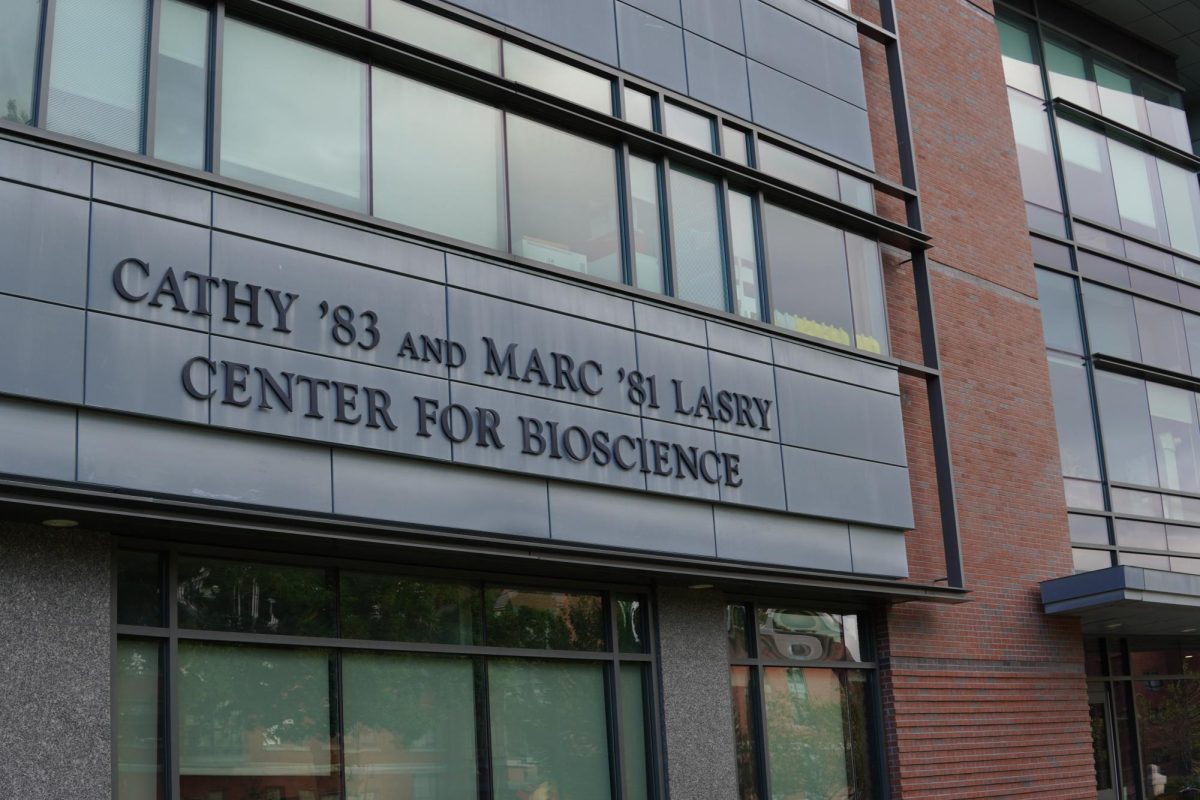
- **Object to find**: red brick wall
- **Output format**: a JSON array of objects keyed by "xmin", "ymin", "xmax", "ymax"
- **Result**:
[{"xmin": 863, "ymin": 0, "xmax": 1097, "ymax": 795}]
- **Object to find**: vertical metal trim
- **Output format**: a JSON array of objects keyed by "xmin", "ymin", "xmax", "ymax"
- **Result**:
[
  {"xmin": 144, "ymin": 0, "xmax": 163, "ymax": 156},
  {"xmin": 647, "ymin": 587, "xmax": 668, "ymax": 800},
  {"xmin": 864, "ymin": 612, "xmax": 891, "ymax": 800},
  {"xmin": 109, "ymin": 547, "xmax": 120, "ymax": 800},
  {"xmin": 607, "ymin": 594, "xmax": 627, "ymax": 800},
  {"xmin": 755, "ymin": 189, "xmax": 772, "ymax": 323},
  {"xmin": 167, "ymin": 547, "xmax": 181, "ymax": 800},
  {"xmin": 719, "ymin": 177, "xmax": 737, "ymax": 315},
  {"xmin": 364, "ymin": 61, "xmax": 374, "ymax": 217},
  {"xmin": 333, "ymin": 650, "xmax": 348, "ymax": 800},
  {"xmin": 35, "ymin": 0, "xmax": 57, "ymax": 128},
  {"xmin": 208, "ymin": 1, "xmax": 225, "ymax": 173},
  {"xmin": 661, "ymin": 156, "xmax": 679, "ymax": 299},
  {"xmin": 619, "ymin": 143, "xmax": 635, "ymax": 289},
  {"xmin": 476, "ymin": 580, "xmax": 495, "ymax": 800}
]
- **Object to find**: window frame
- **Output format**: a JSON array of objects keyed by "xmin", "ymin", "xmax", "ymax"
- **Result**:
[{"xmin": 112, "ymin": 542, "xmax": 665, "ymax": 800}]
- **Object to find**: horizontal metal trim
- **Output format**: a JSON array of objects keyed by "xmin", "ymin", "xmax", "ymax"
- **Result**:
[
  {"xmin": 1091, "ymin": 352, "xmax": 1200, "ymax": 393},
  {"xmin": 1053, "ymin": 98, "xmax": 1200, "ymax": 171},
  {"xmin": 728, "ymin": 658, "xmax": 876, "ymax": 669},
  {"xmin": 0, "ymin": 476, "xmax": 967, "ymax": 603}
]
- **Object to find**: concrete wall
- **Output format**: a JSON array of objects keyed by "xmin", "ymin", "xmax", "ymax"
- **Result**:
[{"xmin": 0, "ymin": 522, "xmax": 112, "ymax": 799}]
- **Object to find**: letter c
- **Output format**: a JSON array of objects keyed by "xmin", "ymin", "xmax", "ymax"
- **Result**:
[
  {"xmin": 181, "ymin": 356, "xmax": 217, "ymax": 400},
  {"xmin": 113, "ymin": 258, "xmax": 151, "ymax": 302}
]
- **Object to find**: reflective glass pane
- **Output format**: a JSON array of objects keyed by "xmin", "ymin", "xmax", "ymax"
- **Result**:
[
  {"xmin": 178, "ymin": 643, "xmax": 341, "ymax": 799},
  {"xmin": 730, "ymin": 666, "xmax": 761, "ymax": 800},
  {"xmin": 0, "ymin": 0, "xmax": 43, "ymax": 124},
  {"xmin": 996, "ymin": 15, "xmax": 1043, "ymax": 97},
  {"xmin": 1111, "ymin": 487, "xmax": 1163, "ymax": 518},
  {"xmin": 1064, "ymin": 477, "xmax": 1106, "ymax": 510},
  {"xmin": 669, "ymin": 167, "xmax": 728, "ymax": 311},
  {"xmin": 221, "ymin": 20, "xmax": 368, "ymax": 211},
  {"xmin": 728, "ymin": 189, "xmax": 761, "ymax": 321},
  {"xmin": 1163, "ymin": 493, "xmax": 1200, "ymax": 523},
  {"xmin": 1167, "ymin": 524, "xmax": 1200, "ymax": 554},
  {"xmin": 372, "ymin": 70, "xmax": 505, "ymax": 248},
  {"xmin": 838, "ymin": 173, "xmax": 875, "ymax": 213},
  {"xmin": 46, "ymin": 0, "xmax": 150, "ymax": 151},
  {"xmin": 117, "ymin": 639, "xmax": 163, "ymax": 800},
  {"xmin": 1146, "ymin": 383, "xmax": 1200, "ymax": 494},
  {"xmin": 1095, "ymin": 371, "xmax": 1159, "ymax": 487},
  {"xmin": 1133, "ymin": 678, "xmax": 1200, "ymax": 796},
  {"xmin": 1046, "ymin": 354, "xmax": 1101, "ymax": 480},
  {"xmin": 1059, "ymin": 120, "xmax": 1120, "ymax": 229},
  {"xmin": 722, "ymin": 125, "xmax": 748, "ymax": 165},
  {"xmin": 118, "ymin": 551, "xmax": 163, "ymax": 627},
  {"xmin": 372, "ymin": 0, "xmax": 500, "ymax": 74},
  {"xmin": 1114, "ymin": 519, "xmax": 1167, "ymax": 550},
  {"xmin": 763, "ymin": 668, "xmax": 872, "ymax": 800},
  {"xmin": 1145, "ymin": 84, "xmax": 1190, "ymax": 150},
  {"xmin": 629, "ymin": 155, "xmax": 665, "ymax": 294},
  {"xmin": 663, "ymin": 101, "xmax": 714, "ymax": 151},
  {"xmin": 620, "ymin": 664, "xmax": 651, "ymax": 800},
  {"xmin": 177, "ymin": 557, "xmax": 336, "ymax": 636},
  {"xmin": 1158, "ymin": 159, "xmax": 1200, "ymax": 259},
  {"xmin": 485, "ymin": 587, "xmax": 605, "ymax": 650},
  {"xmin": 1068, "ymin": 514, "xmax": 1110, "ymax": 546},
  {"xmin": 1044, "ymin": 38, "xmax": 1097, "ymax": 110},
  {"xmin": 489, "ymin": 659, "xmax": 611, "ymax": 800},
  {"xmin": 153, "ymin": 0, "xmax": 208, "ymax": 169},
  {"xmin": 758, "ymin": 140, "xmax": 838, "ymax": 198},
  {"xmin": 1118, "ymin": 551, "xmax": 1170, "ymax": 569},
  {"xmin": 757, "ymin": 608, "xmax": 862, "ymax": 663},
  {"xmin": 1083, "ymin": 283, "xmax": 1140, "ymax": 361},
  {"xmin": 1134, "ymin": 298, "xmax": 1189, "ymax": 374},
  {"xmin": 765, "ymin": 204, "xmax": 854, "ymax": 346},
  {"xmin": 1095, "ymin": 62, "xmax": 1143, "ymax": 131},
  {"xmin": 616, "ymin": 594, "xmax": 649, "ymax": 653},
  {"xmin": 1008, "ymin": 89, "xmax": 1063, "ymax": 215},
  {"xmin": 728, "ymin": 603, "xmax": 750, "ymax": 659},
  {"xmin": 507, "ymin": 115, "xmax": 621, "ymax": 282},
  {"xmin": 624, "ymin": 86, "xmax": 654, "ymax": 129},
  {"xmin": 1073, "ymin": 547, "xmax": 1112, "ymax": 572},
  {"xmin": 846, "ymin": 233, "xmax": 888, "ymax": 355},
  {"xmin": 290, "ymin": 0, "xmax": 367, "ymax": 24},
  {"xmin": 1035, "ymin": 268, "xmax": 1082, "ymax": 354},
  {"xmin": 1108, "ymin": 139, "xmax": 1165, "ymax": 243},
  {"xmin": 342, "ymin": 652, "xmax": 477, "ymax": 800},
  {"xmin": 503, "ymin": 42, "xmax": 611, "ymax": 114},
  {"xmin": 340, "ymin": 571, "xmax": 480, "ymax": 645}
]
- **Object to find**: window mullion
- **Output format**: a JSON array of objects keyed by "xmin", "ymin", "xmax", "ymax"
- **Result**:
[{"xmin": 144, "ymin": 0, "xmax": 163, "ymax": 156}]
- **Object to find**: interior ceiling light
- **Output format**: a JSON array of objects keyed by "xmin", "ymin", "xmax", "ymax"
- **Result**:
[{"xmin": 41, "ymin": 518, "xmax": 79, "ymax": 528}]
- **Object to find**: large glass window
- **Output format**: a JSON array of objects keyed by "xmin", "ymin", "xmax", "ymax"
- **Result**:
[
  {"xmin": 1008, "ymin": 89, "xmax": 1064, "ymax": 235},
  {"xmin": 372, "ymin": 70, "xmax": 505, "ymax": 249},
  {"xmin": 0, "ymin": 0, "xmax": 43, "ymax": 125},
  {"xmin": 728, "ymin": 603, "xmax": 876, "ymax": 800},
  {"xmin": 1095, "ymin": 371, "xmax": 1159, "ymax": 488},
  {"xmin": 372, "ymin": 0, "xmax": 500, "ymax": 74},
  {"xmin": 507, "ymin": 115, "xmax": 621, "ymax": 283},
  {"xmin": 46, "ymin": 0, "xmax": 151, "ymax": 151},
  {"xmin": 153, "ymin": 0, "xmax": 209, "ymax": 169},
  {"xmin": 728, "ymin": 190, "xmax": 762, "ymax": 322},
  {"xmin": 117, "ymin": 552, "xmax": 656, "ymax": 800},
  {"xmin": 1046, "ymin": 354, "xmax": 1101, "ymax": 481},
  {"xmin": 765, "ymin": 204, "xmax": 854, "ymax": 347},
  {"xmin": 1035, "ymin": 268, "xmax": 1083, "ymax": 354},
  {"xmin": 220, "ymin": 19, "xmax": 368, "ymax": 211},
  {"xmin": 630, "ymin": 155, "xmax": 666, "ymax": 295},
  {"xmin": 669, "ymin": 167, "xmax": 727, "ymax": 312}
]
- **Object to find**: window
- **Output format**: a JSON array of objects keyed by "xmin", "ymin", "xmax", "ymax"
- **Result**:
[
  {"xmin": 728, "ymin": 603, "xmax": 876, "ymax": 800},
  {"xmin": 1035, "ymin": 268, "xmax": 1082, "ymax": 354},
  {"xmin": 154, "ymin": 0, "xmax": 210, "ymax": 169},
  {"xmin": 1095, "ymin": 371, "xmax": 1159, "ymax": 488},
  {"xmin": 1046, "ymin": 354, "xmax": 1102, "ymax": 481},
  {"xmin": 1008, "ymin": 89, "xmax": 1064, "ymax": 236},
  {"xmin": 765, "ymin": 204, "xmax": 854, "ymax": 347},
  {"xmin": 290, "ymin": 0, "xmax": 367, "ymax": 25},
  {"xmin": 372, "ymin": 0, "xmax": 500, "ymax": 75},
  {"xmin": 220, "ymin": 19, "xmax": 369, "ymax": 211},
  {"xmin": 663, "ymin": 102, "xmax": 714, "ymax": 152},
  {"xmin": 503, "ymin": 42, "xmax": 612, "ymax": 114},
  {"xmin": 996, "ymin": 13, "xmax": 1042, "ymax": 98},
  {"xmin": 728, "ymin": 190, "xmax": 762, "ymax": 321},
  {"xmin": 630, "ymin": 155, "xmax": 666, "ymax": 294},
  {"xmin": 0, "ymin": 0, "xmax": 43, "ymax": 124},
  {"xmin": 669, "ymin": 167, "xmax": 727, "ymax": 311},
  {"xmin": 116, "ymin": 551, "xmax": 657, "ymax": 800},
  {"xmin": 624, "ymin": 86, "xmax": 655, "ymax": 130}
]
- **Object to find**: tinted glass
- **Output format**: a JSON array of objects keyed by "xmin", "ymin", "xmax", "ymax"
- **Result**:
[
  {"xmin": 1044, "ymin": 37, "xmax": 1097, "ymax": 110},
  {"xmin": 503, "ymin": 42, "xmax": 611, "ymax": 114},
  {"xmin": 1157, "ymin": 159, "xmax": 1200, "ymax": 258},
  {"xmin": 221, "ymin": 19, "xmax": 368, "ymax": 210},
  {"xmin": 507, "ymin": 115, "xmax": 621, "ymax": 282},
  {"xmin": 372, "ymin": 0, "xmax": 500, "ymax": 74},
  {"xmin": 1095, "ymin": 371, "xmax": 1159, "ymax": 487},
  {"xmin": 342, "ymin": 652, "xmax": 477, "ymax": 800},
  {"xmin": 1073, "ymin": 547, "xmax": 1113, "ymax": 572},
  {"xmin": 838, "ymin": 173, "xmax": 875, "ymax": 213},
  {"xmin": 996, "ymin": 15, "xmax": 1042, "ymax": 97},
  {"xmin": 1068, "ymin": 514, "xmax": 1110, "ymax": 546},
  {"xmin": 758, "ymin": 139, "xmax": 838, "ymax": 198},
  {"xmin": 46, "ymin": 0, "xmax": 150, "ymax": 151},
  {"xmin": 153, "ymin": 0, "xmax": 208, "ymax": 169},
  {"xmin": 664, "ymin": 101, "xmax": 714, "ymax": 151},
  {"xmin": 1108, "ymin": 139, "xmax": 1165, "ymax": 243},
  {"xmin": 1164, "ymin": 493, "xmax": 1200, "ymax": 523},
  {"xmin": 730, "ymin": 666, "xmax": 761, "ymax": 800},
  {"xmin": 0, "ymin": 0, "xmax": 43, "ymax": 124},
  {"xmin": 485, "ymin": 587, "xmax": 605, "ymax": 650},
  {"xmin": 1111, "ymin": 487, "xmax": 1162, "ymax": 518},
  {"xmin": 1083, "ymin": 283, "xmax": 1140, "ymax": 361},
  {"xmin": 669, "ymin": 167, "xmax": 728, "ymax": 311},
  {"xmin": 616, "ymin": 594, "xmax": 649, "ymax": 653},
  {"xmin": 340, "ymin": 571, "xmax": 480, "ymax": 645},
  {"xmin": 177, "ymin": 557, "xmax": 336, "ymax": 636},
  {"xmin": 291, "ymin": 0, "xmax": 367, "ymax": 24},
  {"xmin": 1187, "ymin": 316, "xmax": 1200, "ymax": 377},
  {"xmin": 1134, "ymin": 298, "xmax": 1189, "ymax": 374},
  {"xmin": 178, "ymin": 643, "xmax": 340, "ymax": 799},
  {"xmin": 1168, "ymin": 525, "xmax": 1200, "ymax": 554},
  {"xmin": 117, "ymin": 639, "xmax": 164, "ymax": 800},
  {"xmin": 728, "ymin": 603, "xmax": 750, "ymax": 659},
  {"xmin": 489, "ymin": 659, "xmax": 611, "ymax": 800},
  {"xmin": 620, "ymin": 663, "xmax": 651, "ymax": 800},
  {"xmin": 629, "ymin": 155, "xmax": 665, "ymax": 294},
  {"xmin": 1146, "ymin": 383, "xmax": 1200, "ymax": 494},
  {"xmin": 1114, "ymin": 519, "xmax": 1168, "ymax": 550},
  {"xmin": 1064, "ymin": 477, "xmax": 1106, "ymax": 510},
  {"xmin": 1046, "ymin": 354, "xmax": 1101, "ymax": 480},
  {"xmin": 1008, "ymin": 89, "xmax": 1063, "ymax": 218},
  {"xmin": 846, "ymin": 233, "xmax": 888, "ymax": 355},
  {"xmin": 1095, "ymin": 61, "xmax": 1142, "ymax": 130},
  {"xmin": 1059, "ymin": 120, "xmax": 1119, "ymax": 230},
  {"xmin": 765, "ymin": 203, "xmax": 854, "ymax": 346},
  {"xmin": 763, "ymin": 668, "xmax": 873, "ymax": 800},
  {"xmin": 728, "ymin": 189, "xmax": 762, "ymax": 321},
  {"xmin": 1133, "ymin": 678, "xmax": 1200, "ymax": 795},
  {"xmin": 624, "ymin": 86, "xmax": 654, "ymax": 129},
  {"xmin": 1118, "ymin": 551, "xmax": 1170, "ymax": 569},
  {"xmin": 118, "ymin": 551, "xmax": 163, "ymax": 627},
  {"xmin": 757, "ymin": 608, "xmax": 861, "ymax": 662},
  {"xmin": 1035, "ymin": 268, "xmax": 1082, "ymax": 354},
  {"xmin": 372, "ymin": 70, "xmax": 505, "ymax": 248},
  {"xmin": 722, "ymin": 125, "xmax": 749, "ymax": 165}
]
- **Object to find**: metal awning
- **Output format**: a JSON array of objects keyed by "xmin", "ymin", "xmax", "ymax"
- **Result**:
[{"xmin": 1043, "ymin": 566, "xmax": 1200, "ymax": 635}]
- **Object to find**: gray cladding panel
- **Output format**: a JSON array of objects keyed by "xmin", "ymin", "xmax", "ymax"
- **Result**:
[
  {"xmin": 680, "ymin": 0, "xmax": 745, "ymax": 52},
  {"xmin": 447, "ymin": 0, "xmax": 619, "ymax": 64},
  {"xmin": 617, "ymin": 2, "xmax": 689, "ymax": 94},
  {"xmin": 684, "ymin": 34, "xmax": 752, "ymax": 120},
  {"xmin": 708, "ymin": 350, "xmax": 778, "ymax": 441},
  {"xmin": 782, "ymin": 446, "xmax": 914, "ymax": 529},
  {"xmin": 637, "ymin": 332, "xmax": 713, "ymax": 427},
  {"xmin": 92, "ymin": 164, "xmax": 211, "ymax": 226},
  {"xmin": 333, "ymin": 450, "xmax": 551, "ymax": 538},
  {"xmin": 0, "ymin": 181, "xmax": 89, "ymax": 306},
  {"xmin": 548, "ymin": 481, "xmax": 717, "ymax": 556},
  {"xmin": 77, "ymin": 411, "xmax": 333, "ymax": 511},
  {"xmin": 715, "ymin": 432, "xmax": 785, "ymax": 510},
  {"xmin": 774, "ymin": 368, "xmax": 906, "ymax": 464},
  {"xmin": 0, "ymin": 397, "xmax": 76, "ymax": 481},
  {"xmin": 0, "ymin": 295, "xmax": 85, "ymax": 404},
  {"xmin": 714, "ymin": 504, "xmax": 851, "ymax": 570},
  {"xmin": 0, "ymin": 138, "xmax": 91, "ymax": 196},
  {"xmin": 642, "ymin": 417, "xmax": 719, "ymax": 500},
  {"xmin": 772, "ymin": 338, "xmax": 899, "ymax": 394},
  {"xmin": 622, "ymin": 0, "xmax": 682, "ymax": 24},
  {"xmin": 849, "ymin": 524, "xmax": 909, "ymax": 578}
]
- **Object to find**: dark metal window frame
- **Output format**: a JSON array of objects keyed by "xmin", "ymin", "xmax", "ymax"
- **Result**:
[
  {"xmin": 112, "ymin": 541, "xmax": 665, "ymax": 800},
  {"xmin": 726, "ymin": 598, "xmax": 886, "ymax": 800}
]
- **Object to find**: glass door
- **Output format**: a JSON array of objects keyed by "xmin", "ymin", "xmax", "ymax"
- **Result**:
[{"xmin": 1089, "ymin": 685, "xmax": 1119, "ymax": 800}]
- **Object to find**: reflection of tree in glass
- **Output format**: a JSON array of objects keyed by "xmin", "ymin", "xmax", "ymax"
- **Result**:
[
  {"xmin": 5, "ymin": 99, "xmax": 33, "ymax": 125},
  {"xmin": 763, "ymin": 669, "xmax": 871, "ymax": 800},
  {"xmin": 339, "ymin": 572, "xmax": 480, "ymax": 645},
  {"xmin": 1136, "ymin": 677, "xmax": 1200, "ymax": 794},
  {"xmin": 486, "ymin": 589, "xmax": 605, "ymax": 651},
  {"xmin": 177, "ymin": 560, "xmax": 335, "ymax": 637}
]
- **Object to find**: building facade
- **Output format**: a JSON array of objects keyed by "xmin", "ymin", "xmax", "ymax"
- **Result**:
[{"xmin": 0, "ymin": 0, "xmax": 1195, "ymax": 797}]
